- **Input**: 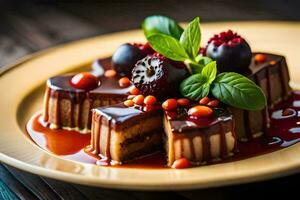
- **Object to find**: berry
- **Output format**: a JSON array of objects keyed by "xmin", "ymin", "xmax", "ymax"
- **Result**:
[
  {"xmin": 131, "ymin": 55, "xmax": 188, "ymax": 98},
  {"xmin": 144, "ymin": 95, "xmax": 157, "ymax": 105},
  {"xmin": 132, "ymin": 95, "xmax": 144, "ymax": 105},
  {"xmin": 124, "ymin": 100, "xmax": 134, "ymax": 107},
  {"xmin": 129, "ymin": 86, "xmax": 140, "ymax": 95},
  {"xmin": 118, "ymin": 77, "xmax": 131, "ymax": 88},
  {"xmin": 199, "ymin": 96, "xmax": 210, "ymax": 105},
  {"xmin": 199, "ymin": 47, "xmax": 207, "ymax": 56},
  {"xmin": 133, "ymin": 42, "xmax": 155, "ymax": 55},
  {"xmin": 177, "ymin": 98, "xmax": 190, "ymax": 106},
  {"xmin": 188, "ymin": 105, "xmax": 213, "ymax": 118},
  {"xmin": 162, "ymin": 99, "xmax": 177, "ymax": 111},
  {"xmin": 127, "ymin": 95, "xmax": 136, "ymax": 100},
  {"xmin": 207, "ymin": 100, "xmax": 219, "ymax": 107},
  {"xmin": 206, "ymin": 30, "xmax": 252, "ymax": 74},
  {"xmin": 269, "ymin": 60, "xmax": 277, "ymax": 65},
  {"xmin": 255, "ymin": 54, "xmax": 267, "ymax": 63},
  {"xmin": 104, "ymin": 69, "xmax": 117, "ymax": 78},
  {"xmin": 70, "ymin": 72, "xmax": 99, "ymax": 91},
  {"xmin": 112, "ymin": 43, "xmax": 148, "ymax": 77},
  {"xmin": 172, "ymin": 158, "xmax": 191, "ymax": 169},
  {"xmin": 143, "ymin": 105, "xmax": 154, "ymax": 112}
]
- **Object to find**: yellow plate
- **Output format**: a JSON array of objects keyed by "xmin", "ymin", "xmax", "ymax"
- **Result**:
[{"xmin": 1, "ymin": 21, "xmax": 300, "ymax": 190}]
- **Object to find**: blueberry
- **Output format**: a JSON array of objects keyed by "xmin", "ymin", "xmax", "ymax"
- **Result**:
[
  {"xmin": 206, "ymin": 30, "xmax": 252, "ymax": 74},
  {"xmin": 112, "ymin": 43, "xmax": 146, "ymax": 77}
]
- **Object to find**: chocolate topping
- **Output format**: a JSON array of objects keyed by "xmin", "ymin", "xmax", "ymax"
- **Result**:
[
  {"xmin": 47, "ymin": 59, "xmax": 132, "ymax": 100},
  {"xmin": 165, "ymin": 107, "xmax": 233, "ymax": 133},
  {"xmin": 44, "ymin": 53, "xmax": 291, "ymax": 135},
  {"xmin": 93, "ymin": 103, "xmax": 162, "ymax": 128}
]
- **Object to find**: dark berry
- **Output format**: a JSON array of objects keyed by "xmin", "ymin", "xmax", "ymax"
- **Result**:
[
  {"xmin": 206, "ymin": 30, "xmax": 252, "ymax": 74},
  {"xmin": 131, "ymin": 54, "xmax": 188, "ymax": 99},
  {"xmin": 133, "ymin": 42, "xmax": 155, "ymax": 55},
  {"xmin": 112, "ymin": 43, "xmax": 146, "ymax": 77},
  {"xmin": 199, "ymin": 47, "xmax": 207, "ymax": 56}
]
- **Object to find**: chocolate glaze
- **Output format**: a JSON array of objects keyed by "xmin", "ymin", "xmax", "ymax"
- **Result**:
[
  {"xmin": 43, "ymin": 53, "xmax": 290, "ymax": 134},
  {"xmin": 87, "ymin": 103, "xmax": 162, "ymax": 165},
  {"xmin": 26, "ymin": 92, "xmax": 300, "ymax": 168},
  {"xmin": 93, "ymin": 103, "xmax": 162, "ymax": 129},
  {"xmin": 165, "ymin": 107, "xmax": 233, "ymax": 133},
  {"xmin": 165, "ymin": 106, "xmax": 236, "ymax": 163},
  {"xmin": 27, "ymin": 52, "xmax": 299, "ymax": 168},
  {"xmin": 43, "ymin": 58, "xmax": 132, "ymax": 130},
  {"xmin": 249, "ymin": 53, "xmax": 291, "ymax": 105},
  {"xmin": 231, "ymin": 53, "xmax": 291, "ymax": 141}
]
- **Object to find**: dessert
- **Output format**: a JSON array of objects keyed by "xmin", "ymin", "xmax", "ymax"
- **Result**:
[
  {"xmin": 26, "ymin": 15, "xmax": 300, "ymax": 169},
  {"xmin": 88, "ymin": 103, "xmax": 162, "ymax": 164},
  {"xmin": 231, "ymin": 53, "xmax": 291, "ymax": 141},
  {"xmin": 164, "ymin": 106, "xmax": 236, "ymax": 166},
  {"xmin": 204, "ymin": 30, "xmax": 291, "ymax": 141},
  {"xmin": 43, "ymin": 59, "xmax": 132, "ymax": 131}
]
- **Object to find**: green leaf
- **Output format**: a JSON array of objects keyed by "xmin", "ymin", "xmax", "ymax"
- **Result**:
[
  {"xmin": 201, "ymin": 61, "xmax": 217, "ymax": 84},
  {"xmin": 190, "ymin": 56, "xmax": 213, "ymax": 74},
  {"xmin": 196, "ymin": 56, "xmax": 213, "ymax": 66},
  {"xmin": 142, "ymin": 15, "xmax": 183, "ymax": 39},
  {"xmin": 211, "ymin": 72, "xmax": 267, "ymax": 110},
  {"xmin": 180, "ymin": 74, "xmax": 210, "ymax": 100},
  {"xmin": 179, "ymin": 17, "xmax": 201, "ymax": 58},
  {"xmin": 190, "ymin": 62, "xmax": 205, "ymax": 74},
  {"xmin": 147, "ymin": 34, "xmax": 189, "ymax": 61}
]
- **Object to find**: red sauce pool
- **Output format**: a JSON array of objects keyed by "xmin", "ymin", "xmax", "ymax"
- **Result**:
[{"xmin": 26, "ymin": 92, "xmax": 300, "ymax": 169}]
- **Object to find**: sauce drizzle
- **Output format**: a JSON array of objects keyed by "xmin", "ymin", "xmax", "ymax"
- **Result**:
[{"xmin": 26, "ymin": 92, "xmax": 300, "ymax": 168}]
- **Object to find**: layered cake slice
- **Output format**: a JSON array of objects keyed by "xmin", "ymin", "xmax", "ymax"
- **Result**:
[
  {"xmin": 88, "ymin": 103, "xmax": 162, "ymax": 164},
  {"xmin": 43, "ymin": 59, "xmax": 132, "ymax": 132},
  {"xmin": 163, "ymin": 105, "xmax": 236, "ymax": 166},
  {"xmin": 231, "ymin": 53, "xmax": 291, "ymax": 141}
]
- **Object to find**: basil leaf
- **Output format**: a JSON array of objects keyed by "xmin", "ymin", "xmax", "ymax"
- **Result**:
[
  {"xmin": 201, "ymin": 61, "xmax": 217, "ymax": 84},
  {"xmin": 142, "ymin": 15, "xmax": 183, "ymax": 39},
  {"xmin": 196, "ymin": 56, "xmax": 212, "ymax": 66},
  {"xmin": 189, "ymin": 56, "xmax": 213, "ymax": 74},
  {"xmin": 190, "ymin": 62, "xmax": 205, "ymax": 74},
  {"xmin": 180, "ymin": 74, "xmax": 210, "ymax": 100},
  {"xmin": 147, "ymin": 34, "xmax": 189, "ymax": 61},
  {"xmin": 179, "ymin": 17, "xmax": 201, "ymax": 58},
  {"xmin": 211, "ymin": 72, "xmax": 267, "ymax": 110}
]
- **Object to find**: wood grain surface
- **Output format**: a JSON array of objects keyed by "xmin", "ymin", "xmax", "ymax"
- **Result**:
[{"xmin": 0, "ymin": 1, "xmax": 299, "ymax": 199}]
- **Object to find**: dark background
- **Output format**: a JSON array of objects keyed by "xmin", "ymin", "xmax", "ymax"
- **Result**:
[
  {"xmin": 0, "ymin": 0, "xmax": 300, "ymax": 67},
  {"xmin": 1, "ymin": 0, "xmax": 300, "ymax": 199}
]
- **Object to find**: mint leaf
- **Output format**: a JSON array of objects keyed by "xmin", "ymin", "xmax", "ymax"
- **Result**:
[
  {"xmin": 190, "ymin": 62, "xmax": 205, "ymax": 74},
  {"xmin": 211, "ymin": 72, "xmax": 267, "ymax": 110},
  {"xmin": 179, "ymin": 17, "xmax": 201, "ymax": 58},
  {"xmin": 190, "ymin": 57, "xmax": 212, "ymax": 74},
  {"xmin": 196, "ymin": 56, "xmax": 212, "ymax": 66},
  {"xmin": 147, "ymin": 33, "xmax": 189, "ymax": 61},
  {"xmin": 142, "ymin": 15, "xmax": 183, "ymax": 39},
  {"xmin": 201, "ymin": 61, "xmax": 217, "ymax": 84},
  {"xmin": 180, "ymin": 74, "xmax": 210, "ymax": 100}
]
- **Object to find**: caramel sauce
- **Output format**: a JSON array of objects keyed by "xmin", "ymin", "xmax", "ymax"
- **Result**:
[{"xmin": 26, "ymin": 92, "xmax": 300, "ymax": 169}]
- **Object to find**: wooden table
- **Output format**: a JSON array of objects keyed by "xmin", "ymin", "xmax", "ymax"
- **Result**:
[{"xmin": 1, "ymin": 1, "xmax": 299, "ymax": 199}]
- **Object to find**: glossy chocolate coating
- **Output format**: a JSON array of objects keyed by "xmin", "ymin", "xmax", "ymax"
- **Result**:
[
  {"xmin": 93, "ymin": 103, "xmax": 162, "ymax": 129},
  {"xmin": 47, "ymin": 58, "xmax": 131, "ymax": 99},
  {"xmin": 165, "ymin": 107, "xmax": 233, "ymax": 134}
]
